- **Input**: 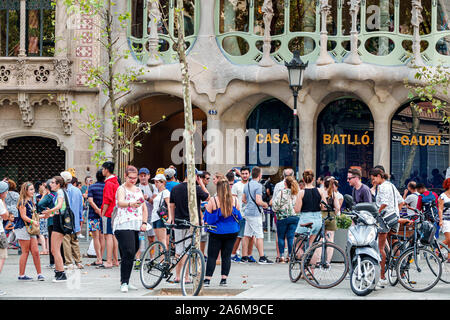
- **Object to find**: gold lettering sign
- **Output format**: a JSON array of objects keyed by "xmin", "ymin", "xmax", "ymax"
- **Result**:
[
  {"xmin": 255, "ymin": 134, "xmax": 290, "ymax": 144},
  {"xmin": 400, "ymin": 135, "xmax": 442, "ymax": 146},
  {"xmin": 323, "ymin": 132, "xmax": 370, "ymax": 145}
]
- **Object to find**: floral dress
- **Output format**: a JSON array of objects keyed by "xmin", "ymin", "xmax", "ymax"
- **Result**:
[{"xmin": 112, "ymin": 185, "xmax": 145, "ymax": 232}]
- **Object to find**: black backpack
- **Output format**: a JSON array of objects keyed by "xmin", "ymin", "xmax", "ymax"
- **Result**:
[{"xmin": 60, "ymin": 190, "xmax": 75, "ymax": 235}]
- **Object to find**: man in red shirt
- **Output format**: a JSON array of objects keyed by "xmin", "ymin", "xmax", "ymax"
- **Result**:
[
  {"xmin": 100, "ymin": 161, "xmax": 120, "ymax": 269},
  {"xmin": 416, "ymin": 183, "xmax": 440, "ymax": 238}
]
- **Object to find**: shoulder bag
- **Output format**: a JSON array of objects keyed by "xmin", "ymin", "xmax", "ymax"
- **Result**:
[
  {"xmin": 156, "ymin": 191, "xmax": 169, "ymax": 220},
  {"xmin": 378, "ymin": 184, "xmax": 399, "ymax": 233},
  {"xmin": 246, "ymin": 183, "xmax": 264, "ymax": 215},
  {"xmin": 25, "ymin": 202, "xmax": 40, "ymax": 236},
  {"xmin": 60, "ymin": 190, "xmax": 75, "ymax": 235}
]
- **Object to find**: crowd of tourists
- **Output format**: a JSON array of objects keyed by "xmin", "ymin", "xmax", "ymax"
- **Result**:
[{"xmin": 0, "ymin": 162, "xmax": 449, "ymax": 295}]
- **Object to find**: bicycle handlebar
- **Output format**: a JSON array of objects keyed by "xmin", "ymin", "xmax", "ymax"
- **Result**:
[{"xmin": 170, "ymin": 218, "xmax": 217, "ymax": 230}]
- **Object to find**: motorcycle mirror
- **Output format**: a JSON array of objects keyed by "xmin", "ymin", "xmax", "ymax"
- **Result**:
[{"xmin": 344, "ymin": 194, "xmax": 354, "ymax": 209}]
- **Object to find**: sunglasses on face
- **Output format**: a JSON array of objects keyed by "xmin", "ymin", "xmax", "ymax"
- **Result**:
[{"xmin": 347, "ymin": 176, "xmax": 356, "ymax": 181}]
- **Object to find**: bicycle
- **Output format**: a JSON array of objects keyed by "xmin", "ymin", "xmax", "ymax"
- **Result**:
[
  {"xmin": 290, "ymin": 201, "xmax": 349, "ymax": 288},
  {"xmin": 139, "ymin": 218, "xmax": 215, "ymax": 296},
  {"xmin": 394, "ymin": 209, "xmax": 442, "ymax": 292}
]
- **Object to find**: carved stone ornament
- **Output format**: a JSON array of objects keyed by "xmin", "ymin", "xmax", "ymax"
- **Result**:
[
  {"xmin": 146, "ymin": 0, "xmax": 163, "ymax": 66},
  {"xmin": 14, "ymin": 58, "xmax": 27, "ymax": 86},
  {"xmin": 53, "ymin": 58, "xmax": 73, "ymax": 86},
  {"xmin": 316, "ymin": 0, "xmax": 335, "ymax": 66},
  {"xmin": 18, "ymin": 92, "xmax": 33, "ymax": 127},
  {"xmin": 258, "ymin": 0, "xmax": 274, "ymax": 67},
  {"xmin": 57, "ymin": 93, "xmax": 73, "ymax": 135}
]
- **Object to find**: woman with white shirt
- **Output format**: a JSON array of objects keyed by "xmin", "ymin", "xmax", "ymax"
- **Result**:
[
  {"xmin": 150, "ymin": 174, "xmax": 171, "ymax": 249},
  {"xmin": 369, "ymin": 168, "xmax": 401, "ymax": 288},
  {"xmin": 0, "ymin": 181, "xmax": 11, "ymax": 295},
  {"xmin": 114, "ymin": 165, "xmax": 148, "ymax": 293}
]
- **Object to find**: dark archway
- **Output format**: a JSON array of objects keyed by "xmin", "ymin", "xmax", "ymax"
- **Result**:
[
  {"xmin": 391, "ymin": 100, "xmax": 449, "ymax": 190},
  {"xmin": 129, "ymin": 95, "xmax": 207, "ymax": 179},
  {"xmin": 0, "ymin": 136, "xmax": 66, "ymax": 188},
  {"xmin": 317, "ymin": 98, "xmax": 374, "ymax": 195},
  {"xmin": 246, "ymin": 98, "xmax": 298, "ymax": 180}
]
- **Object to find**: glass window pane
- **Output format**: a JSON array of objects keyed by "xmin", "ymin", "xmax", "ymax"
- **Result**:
[
  {"xmin": 391, "ymin": 102, "xmax": 449, "ymax": 189},
  {"xmin": 0, "ymin": 9, "xmax": 20, "ymax": 56},
  {"xmin": 27, "ymin": 9, "xmax": 40, "ymax": 56},
  {"xmin": 131, "ymin": 0, "xmax": 144, "ymax": 38},
  {"xmin": 317, "ymin": 98, "xmax": 374, "ymax": 192},
  {"xmin": 437, "ymin": 0, "xmax": 450, "ymax": 31},
  {"xmin": 436, "ymin": 36, "xmax": 450, "ymax": 56},
  {"xmin": 342, "ymin": 0, "xmax": 360, "ymax": 35},
  {"xmin": 399, "ymin": 0, "xmax": 431, "ymax": 35},
  {"xmin": 327, "ymin": 0, "xmax": 337, "ymax": 36},
  {"xmin": 254, "ymin": 0, "xmax": 285, "ymax": 36},
  {"xmin": 42, "ymin": 8, "xmax": 54, "ymax": 56},
  {"xmin": 158, "ymin": 0, "xmax": 169, "ymax": 35},
  {"xmin": 365, "ymin": 0, "xmax": 394, "ymax": 32},
  {"xmin": 289, "ymin": 0, "xmax": 316, "ymax": 33},
  {"xmin": 219, "ymin": 0, "xmax": 249, "ymax": 34},
  {"xmin": 174, "ymin": 0, "xmax": 196, "ymax": 37}
]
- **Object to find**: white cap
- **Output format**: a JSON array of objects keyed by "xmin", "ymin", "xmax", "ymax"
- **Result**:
[
  {"xmin": 60, "ymin": 171, "xmax": 73, "ymax": 183},
  {"xmin": 152, "ymin": 174, "xmax": 167, "ymax": 182}
]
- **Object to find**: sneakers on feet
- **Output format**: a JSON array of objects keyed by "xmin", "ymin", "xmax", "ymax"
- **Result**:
[
  {"xmin": 240, "ymin": 256, "xmax": 248, "ymax": 264},
  {"xmin": 231, "ymin": 255, "xmax": 241, "ymax": 263},
  {"xmin": 53, "ymin": 272, "xmax": 67, "ymax": 283},
  {"xmin": 376, "ymin": 278, "xmax": 387, "ymax": 289},
  {"xmin": 120, "ymin": 283, "xmax": 129, "ymax": 293},
  {"xmin": 219, "ymin": 279, "xmax": 227, "ymax": 286},
  {"xmin": 203, "ymin": 279, "xmax": 210, "ymax": 287},
  {"xmin": 18, "ymin": 275, "xmax": 33, "ymax": 281},
  {"xmin": 258, "ymin": 256, "xmax": 274, "ymax": 264},
  {"xmin": 128, "ymin": 283, "xmax": 138, "ymax": 290},
  {"xmin": 37, "ymin": 275, "xmax": 45, "ymax": 281},
  {"xmin": 0, "ymin": 289, "xmax": 6, "ymax": 296},
  {"xmin": 247, "ymin": 256, "xmax": 257, "ymax": 263}
]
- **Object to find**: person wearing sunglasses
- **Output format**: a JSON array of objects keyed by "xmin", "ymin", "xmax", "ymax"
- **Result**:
[{"xmin": 347, "ymin": 168, "xmax": 372, "ymax": 204}]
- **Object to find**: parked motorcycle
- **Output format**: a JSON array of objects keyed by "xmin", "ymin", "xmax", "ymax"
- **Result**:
[{"xmin": 344, "ymin": 195, "xmax": 381, "ymax": 296}]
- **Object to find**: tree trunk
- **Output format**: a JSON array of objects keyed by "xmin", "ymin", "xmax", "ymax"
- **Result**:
[{"xmin": 400, "ymin": 105, "xmax": 420, "ymax": 187}]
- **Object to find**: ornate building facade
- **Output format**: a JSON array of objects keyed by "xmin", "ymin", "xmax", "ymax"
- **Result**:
[{"xmin": 1, "ymin": 0, "xmax": 450, "ymax": 190}]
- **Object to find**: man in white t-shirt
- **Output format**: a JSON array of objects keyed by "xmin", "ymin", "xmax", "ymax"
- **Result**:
[
  {"xmin": 403, "ymin": 181, "xmax": 420, "ymax": 216},
  {"xmin": 134, "ymin": 167, "xmax": 157, "ymax": 270},
  {"xmin": 0, "ymin": 181, "xmax": 10, "ymax": 296},
  {"xmin": 231, "ymin": 166, "xmax": 255, "ymax": 262}
]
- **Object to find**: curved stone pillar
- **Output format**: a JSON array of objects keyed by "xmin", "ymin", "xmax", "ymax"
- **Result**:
[{"xmin": 316, "ymin": 0, "xmax": 335, "ymax": 66}]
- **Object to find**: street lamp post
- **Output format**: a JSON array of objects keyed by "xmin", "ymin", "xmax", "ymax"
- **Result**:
[{"xmin": 285, "ymin": 50, "xmax": 308, "ymax": 180}]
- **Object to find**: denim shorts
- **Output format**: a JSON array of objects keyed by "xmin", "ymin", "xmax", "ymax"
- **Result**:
[
  {"xmin": 295, "ymin": 212, "xmax": 322, "ymax": 235},
  {"xmin": 152, "ymin": 219, "xmax": 165, "ymax": 229},
  {"xmin": 102, "ymin": 217, "xmax": 113, "ymax": 235},
  {"xmin": 237, "ymin": 218, "xmax": 246, "ymax": 238}
]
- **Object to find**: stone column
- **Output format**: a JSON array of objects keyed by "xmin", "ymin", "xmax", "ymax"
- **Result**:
[
  {"xmin": 344, "ymin": 0, "xmax": 362, "ymax": 65},
  {"xmin": 316, "ymin": 0, "xmax": 335, "ymax": 66},
  {"xmin": 147, "ymin": 0, "xmax": 163, "ymax": 66},
  {"xmin": 259, "ymin": 0, "xmax": 274, "ymax": 67},
  {"xmin": 410, "ymin": 0, "xmax": 425, "ymax": 67},
  {"xmin": 55, "ymin": 0, "xmax": 68, "ymax": 58},
  {"xmin": 373, "ymin": 118, "xmax": 390, "ymax": 174},
  {"xmin": 18, "ymin": 0, "xmax": 26, "ymax": 57}
]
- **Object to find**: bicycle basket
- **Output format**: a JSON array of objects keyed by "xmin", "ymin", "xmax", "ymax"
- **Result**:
[{"xmin": 419, "ymin": 220, "xmax": 436, "ymax": 245}]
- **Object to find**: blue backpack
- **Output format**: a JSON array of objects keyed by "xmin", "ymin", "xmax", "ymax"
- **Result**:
[{"xmin": 420, "ymin": 192, "xmax": 439, "ymax": 223}]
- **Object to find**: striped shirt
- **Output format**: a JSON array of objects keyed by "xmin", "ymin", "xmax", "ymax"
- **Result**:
[{"xmin": 88, "ymin": 182, "xmax": 105, "ymax": 220}]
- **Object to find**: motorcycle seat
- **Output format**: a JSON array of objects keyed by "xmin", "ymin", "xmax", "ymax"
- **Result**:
[
  {"xmin": 354, "ymin": 203, "xmax": 378, "ymax": 217},
  {"xmin": 299, "ymin": 222, "xmax": 313, "ymax": 228}
]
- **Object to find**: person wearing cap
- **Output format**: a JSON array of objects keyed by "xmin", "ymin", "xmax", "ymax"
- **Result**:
[
  {"xmin": 134, "ymin": 167, "xmax": 157, "ymax": 270},
  {"xmin": 60, "ymin": 171, "xmax": 84, "ymax": 269},
  {"xmin": 165, "ymin": 168, "xmax": 179, "ymax": 192},
  {"xmin": 0, "ymin": 181, "xmax": 11, "ymax": 295},
  {"xmin": 150, "ymin": 174, "xmax": 171, "ymax": 247}
]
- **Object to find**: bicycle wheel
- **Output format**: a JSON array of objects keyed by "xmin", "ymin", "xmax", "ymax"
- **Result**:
[
  {"xmin": 288, "ymin": 235, "xmax": 307, "ymax": 283},
  {"xmin": 431, "ymin": 241, "xmax": 450, "ymax": 284},
  {"xmin": 140, "ymin": 241, "xmax": 167, "ymax": 289},
  {"xmin": 397, "ymin": 247, "xmax": 442, "ymax": 292},
  {"xmin": 301, "ymin": 242, "xmax": 349, "ymax": 289},
  {"xmin": 181, "ymin": 248, "xmax": 205, "ymax": 296},
  {"xmin": 387, "ymin": 241, "xmax": 403, "ymax": 286}
]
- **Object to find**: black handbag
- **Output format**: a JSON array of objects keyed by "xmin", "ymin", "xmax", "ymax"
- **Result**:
[
  {"xmin": 156, "ymin": 193, "xmax": 168, "ymax": 220},
  {"xmin": 60, "ymin": 190, "xmax": 75, "ymax": 235}
]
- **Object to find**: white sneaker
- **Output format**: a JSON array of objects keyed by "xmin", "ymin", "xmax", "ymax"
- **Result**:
[
  {"xmin": 0, "ymin": 289, "xmax": 6, "ymax": 296},
  {"xmin": 64, "ymin": 264, "xmax": 74, "ymax": 270},
  {"xmin": 120, "ymin": 283, "xmax": 128, "ymax": 293},
  {"xmin": 376, "ymin": 278, "xmax": 388, "ymax": 289},
  {"xmin": 128, "ymin": 283, "xmax": 138, "ymax": 290},
  {"xmin": 78, "ymin": 234, "xmax": 85, "ymax": 239}
]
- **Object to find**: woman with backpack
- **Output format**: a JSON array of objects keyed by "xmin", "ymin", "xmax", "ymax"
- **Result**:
[
  {"xmin": 150, "ymin": 173, "xmax": 171, "ymax": 249},
  {"xmin": 272, "ymin": 176, "xmax": 300, "ymax": 263}
]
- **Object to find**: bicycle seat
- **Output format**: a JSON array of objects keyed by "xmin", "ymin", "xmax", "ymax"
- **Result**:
[{"xmin": 300, "ymin": 222, "xmax": 314, "ymax": 228}]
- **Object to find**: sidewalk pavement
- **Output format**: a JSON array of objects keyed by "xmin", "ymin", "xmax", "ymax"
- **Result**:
[{"xmin": 0, "ymin": 231, "xmax": 449, "ymax": 300}]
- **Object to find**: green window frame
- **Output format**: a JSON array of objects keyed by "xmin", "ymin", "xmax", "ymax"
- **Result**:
[
  {"xmin": 127, "ymin": 0, "xmax": 200, "ymax": 64},
  {"xmin": 215, "ymin": 0, "xmax": 450, "ymax": 66}
]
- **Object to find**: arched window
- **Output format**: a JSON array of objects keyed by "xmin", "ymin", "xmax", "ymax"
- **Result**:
[
  {"xmin": 128, "ymin": 0, "xmax": 199, "ymax": 64},
  {"xmin": 390, "ymin": 101, "xmax": 449, "ymax": 189},
  {"xmin": 317, "ymin": 98, "xmax": 374, "ymax": 195}
]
